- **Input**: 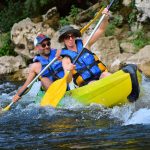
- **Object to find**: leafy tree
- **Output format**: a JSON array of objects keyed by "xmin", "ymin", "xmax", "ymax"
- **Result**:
[
  {"xmin": 0, "ymin": 0, "xmax": 25, "ymax": 32},
  {"xmin": 0, "ymin": 32, "xmax": 16, "ymax": 56},
  {"xmin": 24, "ymin": 0, "xmax": 54, "ymax": 17}
]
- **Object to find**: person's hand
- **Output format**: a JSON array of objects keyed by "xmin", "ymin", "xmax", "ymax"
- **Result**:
[
  {"xmin": 56, "ymin": 49, "xmax": 62, "ymax": 60},
  {"xmin": 102, "ymin": 8, "xmax": 110, "ymax": 19},
  {"xmin": 65, "ymin": 63, "xmax": 76, "ymax": 71},
  {"xmin": 12, "ymin": 94, "xmax": 20, "ymax": 103}
]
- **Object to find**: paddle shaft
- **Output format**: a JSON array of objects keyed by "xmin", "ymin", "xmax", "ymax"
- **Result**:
[{"xmin": 73, "ymin": 0, "xmax": 115, "ymax": 64}]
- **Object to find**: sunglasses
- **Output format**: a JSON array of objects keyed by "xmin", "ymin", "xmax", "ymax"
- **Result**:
[
  {"xmin": 41, "ymin": 41, "xmax": 51, "ymax": 48},
  {"xmin": 64, "ymin": 34, "xmax": 75, "ymax": 40}
]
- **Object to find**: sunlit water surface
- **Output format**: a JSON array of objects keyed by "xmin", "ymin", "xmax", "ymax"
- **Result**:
[{"xmin": 0, "ymin": 76, "xmax": 150, "ymax": 150}]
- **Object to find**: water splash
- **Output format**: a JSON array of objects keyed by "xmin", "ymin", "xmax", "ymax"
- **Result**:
[
  {"xmin": 109, "ymin": 75, "xmax": 150, "ymax": 125},
  {"xmin": 1, "ymin": 75, "xmax": 150, "ymax": 126},
  {"xmin": 27, "ymin": 81, "xmax": 41, "ymax": 97},
  {"xmin": 124, "ymin": 108, "xmax": 150, "ymax": 125}
]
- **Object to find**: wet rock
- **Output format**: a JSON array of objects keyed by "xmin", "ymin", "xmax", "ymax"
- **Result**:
[
  {"xmin": 120, "ymin": 42, "xmax": 137, "ymax": 54},
  {"xmin": 126, "ymin": 45, "xmax": 150, "ymax": 77}
]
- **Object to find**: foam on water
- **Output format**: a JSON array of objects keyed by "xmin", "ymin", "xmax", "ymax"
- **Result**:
[
  {"xmin": 124, "ymin": 108, "xmax": 150, "ymax": 125},
  {"xmin": 109, "ymin": 75, "xmax": 150, "ymax": 125},
  {"xmin": 1, "ymin": 75, "xmax": 150, "ymax": 126},
  {"xmin": 27, "ymin": 81, "xmax": 41, "ymax": 97}
]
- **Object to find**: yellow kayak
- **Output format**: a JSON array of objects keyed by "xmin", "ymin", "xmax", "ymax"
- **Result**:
[{"xmin": 36, "ymin": 64, "xmax": 141, "ymax": 108}]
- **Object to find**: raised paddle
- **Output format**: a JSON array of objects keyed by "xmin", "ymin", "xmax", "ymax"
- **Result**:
[
  {"xmin": 80, "ymin": 7, "xmax": 104, "ymax": 35},
  {"xmin": 0, "ymin": 57, "xmax": 57, "ymax": 112},
  {"xmin": 68, "ymin": 7, "xmax": 105, "ymax": 90},
  {"xmin": 40, "ymin": 0, "xmax": 116, "ymax": 107}
]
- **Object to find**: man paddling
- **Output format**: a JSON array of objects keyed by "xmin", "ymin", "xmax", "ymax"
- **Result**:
[
  {"xmin": 59, "ymin": 8, "xmax": 111, "ymax": 87},
  {"xmin": 12, "ymin": 34, "xmax": 74, "ymax": 102}
]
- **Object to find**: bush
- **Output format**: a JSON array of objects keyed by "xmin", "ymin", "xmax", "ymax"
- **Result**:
[
  {"xmin": 105, "ymin": 14, "xmax": 123, "ymax": 36},
  {"xmin": 128, "ymin": 9, "xmax": 137, "ymax": 25},
  {"xmin": 69, "ymin": 5, "xmax": 79, "ymax": 18},
  {"xmin": 23, "ymin": 0, "xmax": 51, "ymax": 17},
  {"xmin": 132, "ymin": 38, "xmax": 147, "ymax": 49},
  {"xmin": 0, "ymin": 0, "xmax": 52, "ymax": 32},
  {"xmin": 113, "ymin": 14, "xmax": 123, "ymax": 27},
  {"xmin": 131, "ymin": 30, "xmax": 150, "ymax": 49},
  {"xmin": 0, "ymin": 33, "xmax": 16, "ymax": 56},
  {"xmin": 105, "ymin": 23, "xmax": 116, "ymax": 36},
  {"xmin": 59, "ymin": 17, "xmax": 70, "ymax": 26},
  {"xmin": 100, "ymin": 0, "xmax": 122, "ymax": 12},
  {"xmin": 128, "ymin": 0, "xmax": 138, "ymax": 26},
  {"xmin": 59, "ymin": 5, "xmax": 80, "ymax": 26},
  {"xmin": 0, "ymin": 1, "xmax": 26, "ymax": 32}
]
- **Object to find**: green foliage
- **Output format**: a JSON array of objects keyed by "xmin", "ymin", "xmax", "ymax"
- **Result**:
[
  {"xmin": 0, "ymin": 33, "xmax": 16, "ymax": 56},
  {"xmin": 105, "ymin": 14, "xmax": 123, "ymax": 36},
  {"xmin": 109, "ymin": 0, "xmax": 122, "ymax": 11},
  {"xmin": 24, "ymin": 0, "xmax": 54, "ymax": 17},
  {"xmin": 0, "ymin": 1, "xmax": 26, "ymax": 32},
  {"xmin": 113, "ymin": 14, "xmax": 123, "ymax": 27},
  {"xmin": 68, "ymin": 5, "xmax": 80, "ymax": 24},
  {"xmin": 0, "ymin": 0, "xmax": 53, "ymax": 32},
  {"xmin": 59, "ymin": 17, "xmax": 70, "ymax": 26},
  {"xmin": 128, "ymin": 9, "xmax": 137, "ymax": 25},
  {"xmin": 105, "ymin": 23, "xmax": 116, "ymax": 36},
  {"xmin": 133, "ymin": 39, "xmax": 147, "ymax": 49},
  {"xmin": 40, "ymin": 0, "xmax": 50, "ymax": 5},
  {"xmin": 129, "ymin": 0, "xmax": 136, "ymax": 9},
  {"xmin": 128, "ymin": 0, "xmax": 138, "ymax": 25},
  {"xmin": 69, "ymin": 5, "xmax": 79, "ymax": 18},
  {"xmin": 131, "ymin": 30, "xmax": 150, "ymax": 49},
  {"xmin": 24, "ymin": 0, "xmax": 40, "ymax": 16},
  {"xmin": 100, "ymin": 0, "xmax": 122, "ymax": 12},
  {"xmin": 59, "ymin": 5, "xmax": 80, "ymax": 26},
  {"xmin": 100, "ymin": 0, "xmax": 108, "ymax": 8}
]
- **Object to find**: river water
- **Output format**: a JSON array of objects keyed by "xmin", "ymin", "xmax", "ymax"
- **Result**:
[{"xmin": 0, "ymin": 75, "xmax": 150, "ymax": 149}]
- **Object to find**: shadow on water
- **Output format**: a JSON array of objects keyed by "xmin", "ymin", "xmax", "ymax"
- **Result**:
[{"xmin": 0, "ymin": 75, "xmax": 150, "ymax": 149}]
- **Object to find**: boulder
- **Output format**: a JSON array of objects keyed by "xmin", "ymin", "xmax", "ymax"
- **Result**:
[
  {"xmin": 11, "ymin": 8, "xmax": 57, "ymax": 60},
  {"xmin": 0, "ymin": 55, "xmax": 28, "ymax": 80},
  {"xmin": 120, "ymin": 42, "xmax": 137, "ymax": 54},
  {"xmin": 135, "ymin": 0, "xmax": 150, "ymax": 22},
  {"xmin": 91, "ymin": 36, "xmax": 120, "ymax": 70},
  {"xmin": 126, "ymin": 45, "xmax": 150, "ymax": 77}
]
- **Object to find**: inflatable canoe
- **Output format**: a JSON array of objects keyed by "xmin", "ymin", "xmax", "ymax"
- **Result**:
[{"xmin": 35, "ymin": 64, "xmax": 141, "ymax": 108}]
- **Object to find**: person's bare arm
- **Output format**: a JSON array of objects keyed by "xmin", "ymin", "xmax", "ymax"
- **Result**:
[
  {"xmin": 12, "ymin": 63, "xmax": 40, "ymax": 102},
  {"xmin": 83, "ymin": 8, "xmax": 110, "ymax": 49},
  {"xmin": 62, "ymin": 57, "xmax": 75, "ymax": 83}
]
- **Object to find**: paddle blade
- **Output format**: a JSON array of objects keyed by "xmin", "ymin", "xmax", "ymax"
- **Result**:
[
  {"xmin": 40, "ymin": 73, "xmax": 69, "ymax": 107},
  {"xmin": 0, "ymin": 101, "xmax": 14, "ymax": 113},
  {"xmin": 2, "ymin": 105, "xmax": 11, "ymax": 111}
]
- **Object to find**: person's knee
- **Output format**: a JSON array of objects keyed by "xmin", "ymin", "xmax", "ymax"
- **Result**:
[
  {"xmin": 41, "ymin": 77, "xmax": 53, "ymax": 90},
  {"xmin": 100, "ymin": 72, "xmax": 111, "ymax": 79}
]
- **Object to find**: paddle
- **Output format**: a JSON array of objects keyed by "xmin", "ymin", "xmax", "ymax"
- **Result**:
[
  {"xmin": 80, "ymin": 7, "xmax": 104, "ymax": 35},
  {"xmin": 0, "ymin": 57, "xmax": 57, "ymax": 112},
  {"xmin": 40, "ymin": 0, "xmax": 115, "ymax": 107}
]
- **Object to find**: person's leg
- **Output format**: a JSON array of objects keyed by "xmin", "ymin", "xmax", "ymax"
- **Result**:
[
  {"xmin": 40, "ymin": 77, "xmax": 53, "ymax": 90},
  {"xmin": 100, "ymin": 71, "xmax": 111, "ymax": 79}
]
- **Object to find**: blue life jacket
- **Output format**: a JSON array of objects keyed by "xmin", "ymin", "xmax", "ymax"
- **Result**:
[
  {"xmin": 61, "ymin": 39, "xmax": 107, "ymax": 86},
  {"xmin": 33, "ymin": 49, "xmax": 64, "ymax": 81}
]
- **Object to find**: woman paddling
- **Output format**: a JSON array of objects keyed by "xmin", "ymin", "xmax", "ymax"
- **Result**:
[{"xmin": 59, "ymin": 8, "xmax": 111, "ymax": 87}]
